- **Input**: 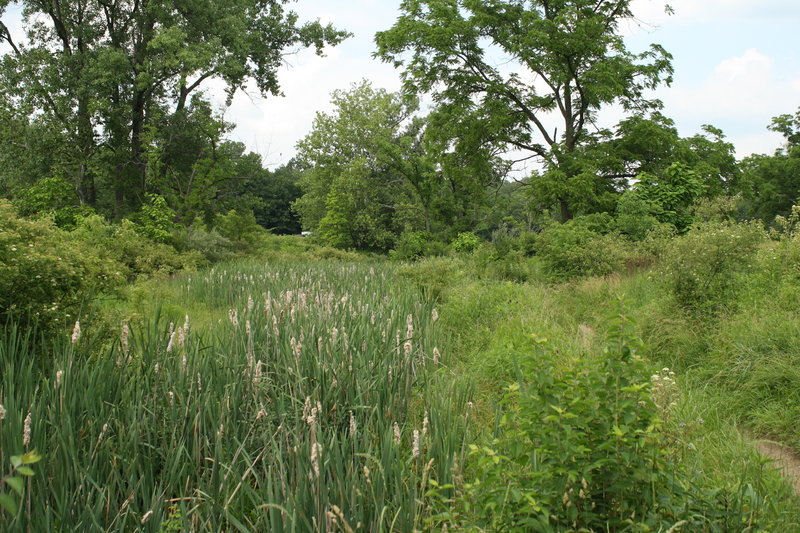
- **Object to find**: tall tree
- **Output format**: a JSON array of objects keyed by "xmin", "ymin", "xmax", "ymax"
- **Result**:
[
  {"xmin": 376, "ymin": 0, "xmax": 673, "ymax": 220},
  {"xmin": 0, "ymin": 0, "xmax": 347, "ymax": 214}
]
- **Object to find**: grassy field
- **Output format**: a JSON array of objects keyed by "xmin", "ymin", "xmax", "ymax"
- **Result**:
[{"xmin": 3, "ymin": 253, "xmax": 800, "ymax": 531}]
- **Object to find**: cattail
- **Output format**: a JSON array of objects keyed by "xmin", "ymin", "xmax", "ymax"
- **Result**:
[
  {"xmin": 247, "ymin": 295, "xmax": 254, "ymax": 312},
  {"xmin": 406, "ymin": 314, "xmax": 414, "ymax": 340},
  {"xmin": 310, "ymin": 442, "xmax": 322, "ymax": 479},
  {"xmin": 166, "ymin": 328, "xmax": 176, "ymax": 353},
  {"xmin": 393, "ymin": 422, "xmax": 401, "ymax": 445},
  {"xmin": 154, "ymin": 362, "xmax": 160, "ymax": 374},
  {"xmin": 331, "ymin": 327, "xmax": 339, "ymax": 344},
  {"xmin": 431, "ymin": 308, "xmax": 439, "ymax": 323},
  {"xmin": 181, "ymin": 355, "xmax": 187, "ymax": 372},
  {"xmin": 183, "ymin": 314, "xmax": 190, "ymax": 336},
  {"xmin": 254, "ymin": 360, "xmax": 263, "ymax": 383},
  {"xmin": 363, "ymin": 465, "xmax": 371, "ymax": 482},
  {"xmin": 141, "ymin": 510, "xmax": 153, "ymax": 524},
  {"xmin": 71, "ymin": 320, "xmax": 81, "ymax": 344},
  {"xmin": 168, "ymin": 391, "xmax": 174, "ymax": 407},
  {"xmin": 55, "ymin": 369, "xmax": 63, "ymax": 389},
  {"xmin": 22, "ymin": 411, "xmax": 31, "ymax": 447},
  {"xmin": 422, "ymin": 411, "xmax": 429, "ymax": 437},
  {"xmin": 349, "ymin": 411, "xmax": 357, "ymax": 436},
  {"xmin": 197, "ymin": 373, "xmax": 202, "ymax": 392},
  {"xmin": 404, "ymin": 340, "xmax": 412, "ymax": 357},
  {"xmin": 0, "ymin": 404, "xmax": 5, "ymax": 421},
  {"xmin": 229, "ymin": 309, "xmax": 239, "ymax": 329},
  {"xmin": 433, "ymin": 347, "xmax": 441, "ymax": 365},
  {"xmin": 412, "ymin": 429, "xmax": 420, "ymax": 458},
  {"xmin": 121, "ymin": 323, "xmax": 130, "ymax": 357},
  {"xmin": 272, "ymin": 315, "xmax": 279, "ymax": 336}
]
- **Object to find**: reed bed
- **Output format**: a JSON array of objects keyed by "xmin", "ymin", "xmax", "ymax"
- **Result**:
[{"xmin": 1, "ymin": 262, "xmax": 472, "ymax": 532}]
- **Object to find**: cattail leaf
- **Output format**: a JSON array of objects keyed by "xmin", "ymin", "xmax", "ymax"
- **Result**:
[
  {"xmin": 0, "ymin": 493, "xmax": 19, "ymax": 517},
  {"xmin": 4, "ymin": 476, "xmax": 23, "ymax": 495}
]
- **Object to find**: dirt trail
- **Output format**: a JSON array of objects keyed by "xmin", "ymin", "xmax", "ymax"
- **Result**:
[{"xmin": 753, "ymin": 438, "xmax": 800, "ymax": 495}]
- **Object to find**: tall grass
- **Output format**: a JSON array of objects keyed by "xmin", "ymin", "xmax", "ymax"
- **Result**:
[{"xmin": 1, "ymin": 262, "xmax": 471, "ymax": 531}]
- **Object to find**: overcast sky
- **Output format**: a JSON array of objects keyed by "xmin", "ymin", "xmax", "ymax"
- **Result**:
[{"xmin": 3, "ymin": 0, "xmax": 799, "ymax": 170}]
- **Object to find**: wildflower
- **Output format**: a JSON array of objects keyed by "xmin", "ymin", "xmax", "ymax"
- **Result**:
[
  {"xmin": 55, "ymin": 369, "xmax": 63, "ymax": 389},
  {"xmin": 71, "ymin": 320, "xmax": 81, "ymax": 344},
  {"xmin": 412, "ymin": 430, "xmax": 420, "ymax": 458},
  {"xmin": 23, "ymin": 411, "xmax": 31, "ymax": 447},
  {"xmin": 393, "ymin": 422, "xmax": 401, "ymax": 445}
]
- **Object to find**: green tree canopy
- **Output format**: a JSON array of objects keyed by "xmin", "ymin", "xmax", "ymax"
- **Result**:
[
  {"xmin": 376, "ymin": 0, "xmax": 673, "ymax": 220},
  {"xmin": 0, "ymin": 0, "xmax": 348, "ymax": 215}
]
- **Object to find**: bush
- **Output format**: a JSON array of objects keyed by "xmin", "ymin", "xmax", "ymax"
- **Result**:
[
  {"xmin": 173, "ymin": 222, "xmax": 236, "ymax": 263},
  {"xmin": 214, "ymin": 209, "xmax": 266, "ymax": 252},
  {"xmin": 71, "ymin": 215, "xmax": 204, "ymax": 282},
  {"xmin": 430, "ymin": 317, "xmax": 772, "ymax": 531},
  {"xmin": 534, "ymin": 222, "xmax": 633, "ymax": 280},
  {"xmin": 0, "ymin": 202, "xmax": 123, "ymax": 328},
  {"xmin": 396, "ymin": 256, "xmax": 464, "ymax": 300},
  {"xmin": 128, "ymin": 194, "xmax": 176, "ymax": 244},
  {"xmin": 660, "ymin": 221, "xmax": 765, "ymax": 316},
  {"xmin": 390, "ymin": 231, "xmax": 447, "ymax": 261},
  {"xmin": 452, "ymin": 231, "xmax": 481, "ymax": 253}
]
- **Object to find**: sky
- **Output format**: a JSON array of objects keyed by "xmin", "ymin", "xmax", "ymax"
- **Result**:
[
  {"xmin": 2, "ymin": 0, "xmax": 799, "ymax": 170},
  {"xmin": 213, "ymin": 0, "xmax": 800, "ymax": 170}
]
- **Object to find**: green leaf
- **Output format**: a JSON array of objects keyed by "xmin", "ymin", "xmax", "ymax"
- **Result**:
[
  {"xmin": 20, "ymin": 450, "xmax": 42, "ymax": 465},
  {"xmin": 0, "ymin": 492, "xmax": 18, "ymax": 517},
  {"xmin": 4, "ymin": 476, "xmax": 23, "ymax": 495},
  {"xmin": 17, "ymin": 466, "xmax": 35, "ymax": 477},
  {"xmin": 10, "ymin": 455, "xmax": 22, "ymax": 468}
]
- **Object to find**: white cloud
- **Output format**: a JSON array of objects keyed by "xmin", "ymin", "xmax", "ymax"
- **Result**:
[
  {"xmin": 630, "ymin": 0, "xmax": 800, "ymax": 28},
  {"xmin": 656, "ymin": 48, "xmax": 800, "ymax": 156}
]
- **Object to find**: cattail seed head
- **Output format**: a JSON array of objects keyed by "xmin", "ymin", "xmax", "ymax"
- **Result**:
[
  {"xmin": 121, "ymin": 323, "xmax": 130, "ymax": 357},
  {"xmin": 433, "ymin": 347, "xmax": 441, "ymax": 365},
  {"xmin": 71, "ymin": 320, "xmax": 81, "ymax": 344},
  {"xmin": 431, "ymin": 308, "xmax": 439, "ymax": 323},
  {"xmin": 55, "ymin": 369, "xmax": 63, "ymax": 389},
  {"xmin": 23, "ymin": 411, "xmax": 32, "ymax": 447},
  {"xmin": 412, "ymin": 429, "xmax": 420, "ymax": 458},
  {"xmin": 310, "ymin": 442, "xmax": 322, "ymax": 479},
  {"xmin": 393, "ymin": 422, "xmax": 401, "ymax": 445},
  {"xmin": 349, "ymin": 410, "xmax": 357, "ymax": 436},
  {"xmin": 228, "ymin": 309, "xmax": 239, "ymax": 329},
  {"xmin": 0, "ymin": 404, "xmax": 5, "ymax": 421},
  {"xmin": 141, "ymin": 510, "xmax": 153, "ymax": 524},
  {"xmin": 422, "ymin": 411, "xmax": 429, "ymax": 437}
]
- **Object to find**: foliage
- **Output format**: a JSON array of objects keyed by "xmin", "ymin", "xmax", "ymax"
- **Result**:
[
  {"xmin": 0, "ymin": 201, "xmax": 123, "ymax": 327},
  {"xmin": 128, "ymin": 195, "xmax": 177, "ymax": 244},
  {"xmin": 0, "ymin": 450, "xmax": 42, "ymax": 518},
  {"xmin": 213, "ymin": 209, "xmax": 265, "ymax": 252},
  {"xmin": 391, "ymin": 231, "xmax": 447, "ymax": 261},
  {"xmin": 431, "ymin": 315, "xmax": 769, "ymax": 531},
  {"xmin": 12, "ymin": 176, "xmax": 92, "ymax": 229},
  {"xmin": 534, "ymin": 220, "xmax": 633, "ymax": 280},
  {"xmin": 377, "ymin": 0, "xmax": 673, "ymax": 219},
  {"xmin": 0, "ymin": 0, "xmax": 348, "ymax": 215},
  {"xmin": 660, "ymin": 221, "xmax": 766, "ymax": 316},
  {"xmin": 630, "ymin": 162, "xmax": 706, "ymax": 232},
  {"xmin": 172, "ymin": 222, "xmax": 236, "ymax": 263},
  {"xmin": 452, "ymin": 231, "xmax": 481, "ymax": 253}
]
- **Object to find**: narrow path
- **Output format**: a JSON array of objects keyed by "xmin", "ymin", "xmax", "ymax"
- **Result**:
[{"xmin": 753, "ymin": 438, "xmax": 800, "ymax": 495}]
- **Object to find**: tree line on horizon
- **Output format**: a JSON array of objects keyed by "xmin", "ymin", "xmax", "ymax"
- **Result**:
[{"xmin": 0, "ymin": 0, "xmax": 798, "ymax": 252}]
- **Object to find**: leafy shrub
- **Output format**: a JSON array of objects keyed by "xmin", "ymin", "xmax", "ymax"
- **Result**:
[
  {"xmin": 172, "ymin": 222, "xmax": 236, "ymax": 263},
  {"xmin": 660, "ymin": 221, "xmax": 765, "ymax": 315},
  {"xmin": 0, "ymin": 202, "xmax": 123, "ymax": 327},
  {"xmin": 534, "ymin": 222, "xmax": 633, "ymax": 280},
  {"xmin": 13, "ymin": 177, "xmax": 94, "ymax": 230},
  {"xmin": 71, "ymin": 215, "xmax": 204, "ymax": 282},
  {"xmin": 430, "ymin": 317, "xmax": 772, "ymax": 531},
  {"xmin": 452, "ymin": 231, "xmax": 481, "ymax": 253},
  {"xmin": 214, "ymin": 209, "xmax": 266, "ymax": 251},
  {"xmin": 128, "ymin": 194, "xmax": 176, "ymax": 244},
  {"xmin": 390, "ymin": 231, "xmax": 447, "ymax": 261},
  {"xmin": 396, "ymin": 256, "xmax": 464, "ymax": 300},
  {"xmin": 615, "ymin": 192, "xmax": 662, "ymax": 240}
]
